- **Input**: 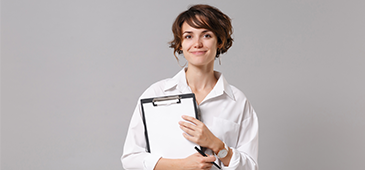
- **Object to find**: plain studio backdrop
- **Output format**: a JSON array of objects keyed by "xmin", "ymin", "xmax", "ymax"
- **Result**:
[{"xmin": 1, "ymin": 0, "xmax": 364, "ymax": 169}]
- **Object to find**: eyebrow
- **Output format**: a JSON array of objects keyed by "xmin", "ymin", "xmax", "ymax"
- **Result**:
[
  {"xmin": 182, "ymin": 31, "xmax": 192, "ymax": 34},
  {"xmin": 182, "ymin": 30, "xmax": 211, "ymax": 34}
]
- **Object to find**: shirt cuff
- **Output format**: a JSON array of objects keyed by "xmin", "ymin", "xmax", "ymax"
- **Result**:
[
  {"xmin": 143, "ymin": 154, "xmax": 162, "ymax": 170},
  {"xmin": 221, "ymin": 148, "xmax": 240, "ymax": 169}
]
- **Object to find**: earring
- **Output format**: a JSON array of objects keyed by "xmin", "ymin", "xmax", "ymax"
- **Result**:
[
  {"xmin": 216, "ymin": 49, "xmax": 222, "ymax": 65},
  {"xmin": 178, "ymin": 54, "xmax": 187, "ymax": 67}
]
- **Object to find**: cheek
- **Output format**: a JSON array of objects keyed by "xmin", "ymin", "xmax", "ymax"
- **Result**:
[
  {"xmin": 181, "ymin": 41, "xmax": 190, "ymax": 51},
  {"xmin": 208, "ymin": 41, "xmax": 218, "ymax": 49}
]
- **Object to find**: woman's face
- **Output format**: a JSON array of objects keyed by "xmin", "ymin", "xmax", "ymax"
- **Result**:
[{"xmin": 180, "ymin": 22, "xmax": 219, "ymax": 68}]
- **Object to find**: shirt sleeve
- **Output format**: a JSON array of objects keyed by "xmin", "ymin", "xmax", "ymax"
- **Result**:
[
  {"xmin": 121, "ymin": 100, "xmax": 162, "ymax": 170},
  {"xmin": 221, "ymin": 101, "xmax": 259, "ymax": 170}
]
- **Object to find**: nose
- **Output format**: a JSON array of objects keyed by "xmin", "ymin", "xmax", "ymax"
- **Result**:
[{"xmin": 193, "ymin": 37, "xmax": 203, "ymax": 48}]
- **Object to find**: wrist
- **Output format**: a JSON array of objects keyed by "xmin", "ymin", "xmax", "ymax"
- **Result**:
[
  {"xmin": 217, "ymin": 142, "xmax": 229, "ymax": 159},
  {"xmin": 211, "ymin": 138, "xmax": 224, "ymax": 154}
]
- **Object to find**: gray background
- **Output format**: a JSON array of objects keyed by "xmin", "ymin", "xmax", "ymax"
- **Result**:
[{"xmin": 1, "ymin": 0, "xmax": 364, "ymax": 170}]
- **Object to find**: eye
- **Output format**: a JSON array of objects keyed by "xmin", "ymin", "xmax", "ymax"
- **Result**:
[
  {"xmin": 204, "ymin": 34, "xmax": 212, "ymax": 38},
  {"xmin": 184, "ymin": 35, "xmax": 192, "ymax": 39}
]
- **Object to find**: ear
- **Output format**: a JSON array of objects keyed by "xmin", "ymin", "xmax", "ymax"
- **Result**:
[{"xmin": 178, "ymin": 46, "xmax": 183, "ymax": 54}]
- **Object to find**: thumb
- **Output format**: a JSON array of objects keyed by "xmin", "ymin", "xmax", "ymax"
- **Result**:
[{"xmin": 204, "ymin": 155, "xmax": 216, "ymax": 162}]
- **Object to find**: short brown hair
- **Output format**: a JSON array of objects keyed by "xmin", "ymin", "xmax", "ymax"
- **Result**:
[{"xmin": 169, "ymin": 4, "xmax": 233, "ymax": 60}]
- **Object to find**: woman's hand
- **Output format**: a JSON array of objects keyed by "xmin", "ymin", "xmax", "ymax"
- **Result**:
[
  {"xmin": 154, "ymin": 153, "xmax": 216, "ymax": 170},
  {"xmin": 182, "ymin": 152, "xmax": 216, "ymax": 170},
  {"xmin": 179, "ymin": 115, "xmax": 221, "ymax": 150}
]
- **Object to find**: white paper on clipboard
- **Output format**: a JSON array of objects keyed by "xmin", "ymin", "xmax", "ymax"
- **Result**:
[{"xmin": 140, "ymin": 93, "xmax": 199, "ymax": 159}]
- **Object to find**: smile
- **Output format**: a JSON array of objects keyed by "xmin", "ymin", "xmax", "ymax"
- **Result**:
[{"xmin": 191, "ymin": 51, "xmax": 206, "ymax": 55}]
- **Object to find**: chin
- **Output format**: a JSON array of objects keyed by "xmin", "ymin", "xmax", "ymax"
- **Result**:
[{"xmin": 189, "ymin": 60, "xmax": 214, "ymax": 67}]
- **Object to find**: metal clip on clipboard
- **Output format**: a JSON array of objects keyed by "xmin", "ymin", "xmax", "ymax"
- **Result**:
[{"xmin": 152, "ymin": 95, "xmax": 181, "ymax": 106}]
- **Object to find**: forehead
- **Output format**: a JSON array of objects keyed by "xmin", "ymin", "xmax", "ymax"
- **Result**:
[{"xmin": 181, "ymin": 22, "xmax": 212, "ymax": 34}]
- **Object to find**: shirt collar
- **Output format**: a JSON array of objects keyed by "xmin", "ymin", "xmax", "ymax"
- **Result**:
[
  {"xmin": 164, "ymin": 68, "xmax": 235, "ymax": 101},
  {"xmin": 212, "ymin": 71, "xmax": 235, "ymax": 101}
]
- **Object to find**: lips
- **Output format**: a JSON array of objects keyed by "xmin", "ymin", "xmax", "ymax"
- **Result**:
[{"xmin": 191, "ymin": 51, "xmax": 206, "ymax": 55}]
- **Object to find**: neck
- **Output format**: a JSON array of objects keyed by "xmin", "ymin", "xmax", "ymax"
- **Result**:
[{"xmin": 185, "ymin": 64, "xmax": 217, "ymax": 91}]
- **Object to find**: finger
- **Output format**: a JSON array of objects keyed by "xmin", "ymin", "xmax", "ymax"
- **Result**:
[
  {"xmin": 182, "ymin": 133, "xmax": 197, "ymax": 143},
  {"xmin": 179, "ymin": 121, "xmax": 196, "ymax": 131},
  {"xmin": 182, "ymin": 115, "xmax": 201, "ymax": 125},
  {"xmin": 204, "ymin": 164, "xmax": 213, "ymax": 170},
  {"xmin": 203, "ymin": 155, "xmax": 216, "ymax": 163},
  {"xmin": 179, "ymin": 124, "xmax": 195, "ymax": 135},
  {"xmin": 202, "ymin": 159, "xmax": 215, "ymax": 169},
  {"xmin": 202, "ymin": 163, "xmax": 213, "ymax": 170}
]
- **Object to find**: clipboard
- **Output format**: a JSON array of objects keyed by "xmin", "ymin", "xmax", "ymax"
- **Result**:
[{"xmin": 140, "ymin": 93, "xmax": 199, "ymax": 159}]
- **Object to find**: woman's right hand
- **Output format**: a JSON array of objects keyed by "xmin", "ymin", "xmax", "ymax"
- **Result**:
[
  {"xmin": 180, "ymin": 152, "xmax": 216, "ymax": 170},
  {"xmin": 154, "ymin": 152, "xmax": 216, "ymax": 170}
]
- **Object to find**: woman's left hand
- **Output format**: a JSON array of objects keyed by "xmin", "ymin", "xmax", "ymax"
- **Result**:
[{"xmin": 179, "ymin": 115, "xmax": 219, "ymax": 149}]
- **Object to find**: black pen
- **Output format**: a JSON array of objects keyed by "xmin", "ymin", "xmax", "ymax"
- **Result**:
[{"xmin": 194, "ymin": 146, "xmax": 221, "ymax": 169}]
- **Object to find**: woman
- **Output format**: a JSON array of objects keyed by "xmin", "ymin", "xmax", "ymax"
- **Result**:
[{"xmin": 122, "ymin": 4, "xmax": 258, "ymax": 170}]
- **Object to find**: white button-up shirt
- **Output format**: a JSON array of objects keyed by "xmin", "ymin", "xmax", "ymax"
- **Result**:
[{"xmin": 122, "ymin": 68, "xmax": 259, "ymax": 170}]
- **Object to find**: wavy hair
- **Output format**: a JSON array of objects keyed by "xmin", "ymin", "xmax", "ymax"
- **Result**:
[{"xmin": 169, "ymin": 4, "xmax": 233, "ymax": 61}]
